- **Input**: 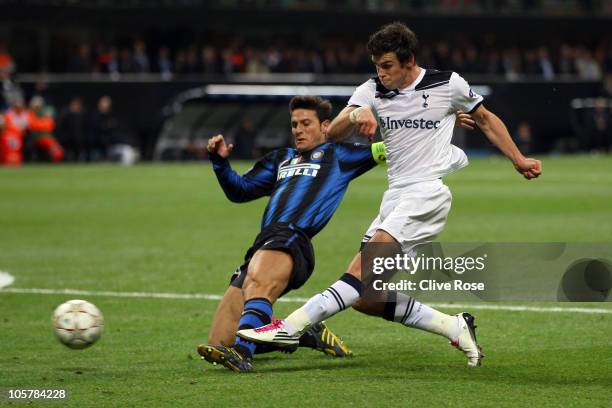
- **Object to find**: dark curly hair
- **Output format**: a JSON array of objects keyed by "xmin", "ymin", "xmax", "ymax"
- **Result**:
[
  {"xmin": 289, "ymin": 95, "xmax": 333, "ymax": 122},
  {"xmin": 367, "ymin": 22, "xmax": 419, "ymax": 64}
]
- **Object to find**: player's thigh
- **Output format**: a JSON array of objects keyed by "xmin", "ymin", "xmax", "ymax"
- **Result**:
[
  {"xmin": 243, "ymin": 249, "xmax": 293, "ymax": 300},
  {"xmin": 349, "ymin": 229, "xmax": 399, "ymax": 280},
  {"xmin": 382, "ymin": 183, "xmax": 452, "ymax": 252},
  {"xmin": 208, "ymin": 286, "xmax": 244, "ymax": 345},
  {"xmin": 247, "ymin": 249, "xmax": 293, "ymax": 282},
  {"xmin": 361, "ymin": 189, "xmax": 401, "ymax": 244}
]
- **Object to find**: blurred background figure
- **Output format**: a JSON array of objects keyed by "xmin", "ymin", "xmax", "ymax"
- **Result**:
[
  {"xmin": 1, "ymin": 95, "xmax": 28, "ymax": 165},
  {"xmin": 132, "ymin": 40, "xmax": 150, "ymax": 73},
  {"xmin": 201, "ymin": 46, "xmax": 218, "ymax": 74},
  {"xmin": 0, "ymin": 42, "xmax": 15, "ymax": 76},
  {"xmin": 97, "ymin": 46, "xmax": 120, "ymax": 76},
  {"xmin": 69, "ymin": 43, "xmax": 93, "ymax": 73},
  {"xmin": 89, "ymin": 95, "xmax": 118, "ymax": 161},
  {"xmin": 157, "ymin": 46, "xmax": 173, "ymax": 79},
  {"xmin": 585, "ymin": 97, "xmax": 611, "ymax": 153},
  {"xmin": 0, "ymin": 109, "xmax": 22, "ymax": 166},
  {"xmin": 537, "ymin": 47, "xmax": 555, "ymax": 80},
  {"xmin": 57, "ymin": 96, "xmax": 87, "ymax": 161},
  {"xmin": 89, "ymin": 95, "xmax": 137, "ymax": 164},
  {"xmin": 119, "ymin": 48, "xmax": 135, "ymax": 73},
  {"xmin": 605, "ymin": 74, "xmax": 612, "ymax": 97},
  {"xmin": 232, "ymin": 117, "xmax": 256, "ymax": 159},
  {"xmin": 575, "ymin": 47, "xmax": 602, "ymax": 80},
  {"xmin": 0, "ymin": 42, "xmax": 20, "ymax": 111},
  {"xmin": 27, "ymin": 95, "xmax": 63, "ymax": 162},
  {"xmin": 0, "ymin": 70, "xmax": 18, "ymax": 111},
  {"xmin": 513, "ymin": 121, "xmax": 534, "ymax": 156}
]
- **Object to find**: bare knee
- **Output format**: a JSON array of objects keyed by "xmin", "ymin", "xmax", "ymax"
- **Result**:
[
  {"xmin": 242, "ymin": 250, "xmax": 292, "ymax": 301},
  {"xmin": 242, "ymin": 272, "xmax": 286, "ymax": 302}
]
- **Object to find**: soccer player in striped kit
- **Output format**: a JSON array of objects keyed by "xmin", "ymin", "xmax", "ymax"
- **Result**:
[
  {"xmin": 239, "ymin": 22, "xmax": 542, "ymax": 367},
  {"xmin": 198, "ymin": 95, "xmax": 388, "ymax": 372}
]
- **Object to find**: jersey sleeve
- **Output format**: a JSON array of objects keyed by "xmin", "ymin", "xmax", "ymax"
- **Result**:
[
  {"xmin": 210, "ymin": 150, "xmax": 278, "ymax": 202},
  {"xmin": 335, "ymin": 142, "xmax": 384, "ymax": 180},
  {"xmin": 449, "ymin": 72, "xmax": 484, "ymax": 114},
  {"xmin": 347, "ymin": 80, "xmax": 376, "ymax": 109}
]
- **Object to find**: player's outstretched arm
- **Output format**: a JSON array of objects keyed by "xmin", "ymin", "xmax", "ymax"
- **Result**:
[
  {"xmin": 471, "ymin": 105, "xmax": 542, "ymax": 180},
  {"xmin": 207, "ymin": 134, "xmax": 275, "ymax": 202},
  {"xmin": 328, "ymin": 106, "xmax": 378, "ymax": 142}
]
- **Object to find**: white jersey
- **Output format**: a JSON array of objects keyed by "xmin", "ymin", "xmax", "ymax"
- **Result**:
[{"xmin": 348, "ymin": 69, "xmax": 483, "ymax": 188}]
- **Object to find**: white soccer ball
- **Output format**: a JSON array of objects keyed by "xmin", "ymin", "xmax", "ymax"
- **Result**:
[{"xmin": 52, "ymin": 299, "xmax": 104, "ymax": 349}]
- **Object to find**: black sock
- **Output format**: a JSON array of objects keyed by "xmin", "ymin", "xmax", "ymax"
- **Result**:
[{"xmin": 234, "ymin": 298, "xmax": 272, "ymax": 358}]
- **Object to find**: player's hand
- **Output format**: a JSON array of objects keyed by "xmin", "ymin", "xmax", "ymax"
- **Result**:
[
  {"xmin": 455, "ymin": 110, "xmax": 475, "ymax": 130},
  {"xmin": 206, "ymin": 134, "xmax": 233, "ymax": 158},
  {"xmin": 350, "ymin": 107, "xmax": 378, "ymax": 142},
  {"xmin": 514, "ymin": 157, "xmax": 542, "ymax": 180}
]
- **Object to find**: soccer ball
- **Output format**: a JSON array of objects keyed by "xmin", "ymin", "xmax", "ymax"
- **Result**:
[{"xmin": 52, "ymin": 299, "xmax": 104, "ymax": 349}]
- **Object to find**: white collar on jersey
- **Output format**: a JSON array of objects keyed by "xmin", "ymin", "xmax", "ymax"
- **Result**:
[{"xmin": 398, "ymin": 67, "xmax": 426, "ymax": 92}]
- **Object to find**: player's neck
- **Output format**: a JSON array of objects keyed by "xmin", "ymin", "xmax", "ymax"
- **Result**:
[{"xmin": 399, "ymin": 65, "xmax": 422, "ymax": 89}]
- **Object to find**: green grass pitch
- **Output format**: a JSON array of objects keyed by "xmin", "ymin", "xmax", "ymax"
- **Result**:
[{"xmin": 0, "ymin": 156, "xmax": 611, "ymax": 407}]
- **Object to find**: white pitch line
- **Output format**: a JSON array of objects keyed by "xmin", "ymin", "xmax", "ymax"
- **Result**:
[
  {"xmin": 0, "ymin": 287, "xmax": 309, "ymax": 303},
  {"xmin": 1, "ymin": 287, "xmax": 611, "ymax": 315},
  {"xmin": 428, "ymin": 303, "xmax": 612, "ymax": 315}
]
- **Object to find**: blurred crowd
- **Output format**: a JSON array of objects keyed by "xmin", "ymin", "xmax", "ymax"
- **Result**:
[
  {"xmin": 53, "ymin": 38, "xmax": 612, "ymax": 80},
  {"xmin": 0, "ymin": 39, "xmax": 612, "ymax": 81},
  {"xmin": 12, "ymin": 0, "xmax": 611, "ymax": 15},
  {"xmin": 0, "ymin": 84, "xmax": 135, "ymax": 166},
  {"xmin": 2, "ymin": 41, "xmax": 142, "ymax": 165},
  {"xmin": 2, "ymin": 36, "xmax": 611, "ymax": 80},
  {"xmin": 1, "ymin": 35, "xmax": 611, "ymax": 165},
  {"xmin": 218, "ymin": 0, "xmax": 611, "ymax": 14}
]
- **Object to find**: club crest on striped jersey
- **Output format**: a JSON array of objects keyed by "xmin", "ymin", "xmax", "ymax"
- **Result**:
[{"xmin": 311, "ymin": 150, "xmax": 324, "ymax": 160}]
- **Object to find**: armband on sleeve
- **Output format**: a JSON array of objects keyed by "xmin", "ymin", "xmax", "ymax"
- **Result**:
[{"xmin": 371, "ymin": 142, "xmax": 386, "ymax": 165}]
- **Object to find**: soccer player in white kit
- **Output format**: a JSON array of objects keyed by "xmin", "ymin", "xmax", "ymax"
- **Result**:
[{"xmin": 238, "ymin": 22, "xmax": 542, "ymax": 367}]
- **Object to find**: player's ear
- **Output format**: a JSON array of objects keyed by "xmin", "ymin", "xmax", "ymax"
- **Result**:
[
  {"xmin": 403, "ymin": 53, "xmax": 415, "ymax": 69},
  {"xmin": 320, "ymin": 119, "xmax": 331, "ymax": 135}
]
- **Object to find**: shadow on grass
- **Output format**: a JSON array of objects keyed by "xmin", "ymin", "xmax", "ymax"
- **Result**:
[
  {"xmin": 255, "ymin": 359, "xmax": 366, "ymax": 374},
  {"xmin": 194, "ymin": 354, "xmax": 364, "ymax": 376}
]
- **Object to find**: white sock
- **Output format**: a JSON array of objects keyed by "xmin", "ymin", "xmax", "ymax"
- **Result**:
[
  {"xmin": 284, "ymin": 273, "xmax": 362, "ymax": 336},
  {"xmin": 392, "ymin": 292, "xmax": 459, "ymax": 340}
]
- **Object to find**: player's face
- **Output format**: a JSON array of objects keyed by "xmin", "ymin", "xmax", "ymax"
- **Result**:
[
  {"xmin": 372, "ymin": 52, "xmax": 412, "ymax": 89},
  {"xmin": 291, "ymin": 108, "xmax": 329, "ymax": 152}
]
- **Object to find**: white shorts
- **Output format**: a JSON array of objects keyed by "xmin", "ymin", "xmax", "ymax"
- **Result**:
[{"xmin": 361, "ymin": 179, "xmax": 452, "ymax": 254}]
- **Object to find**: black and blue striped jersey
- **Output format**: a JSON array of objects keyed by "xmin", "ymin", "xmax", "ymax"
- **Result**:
[{"xmin": 210, "ymin": 142, "xmax": 383, "ymax": 238}]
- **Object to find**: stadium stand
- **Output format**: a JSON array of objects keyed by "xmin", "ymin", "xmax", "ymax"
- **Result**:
[{"xmin": 0, "ymin": 1, "xmax": 610, "ymax": 163}]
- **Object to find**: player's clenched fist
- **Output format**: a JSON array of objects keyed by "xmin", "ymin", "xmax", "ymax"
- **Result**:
[
  {"xmin": 514, "ymin": 157, "xmax": 542, "ymax": 180},
  {"xmin": 207, "ymin": 134, "xmax": 234, "ymax": 158},
  {"xmin": 349, "ymin": 107, "xmax": 378, "ymax": 141}
]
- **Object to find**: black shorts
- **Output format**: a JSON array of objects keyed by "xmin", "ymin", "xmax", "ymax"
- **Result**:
[{"xmin": 229, "ymin": 224, "xmax": 315, "ymax": 297}]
